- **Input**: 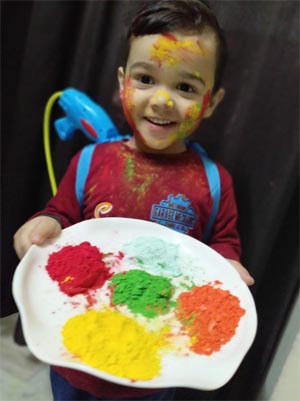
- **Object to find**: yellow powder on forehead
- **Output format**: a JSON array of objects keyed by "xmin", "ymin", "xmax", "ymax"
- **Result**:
[
  {"xmin": 151, "ymin": 34, "xmax": 205, "ymax": 66},
  {"xmin": 62, "ymin": 309, "xmax": 169, "ymax": 380}
]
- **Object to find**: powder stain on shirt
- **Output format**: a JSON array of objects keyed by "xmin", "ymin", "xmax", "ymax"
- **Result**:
[
  {"xmin": 110, "ymin": 269, "xmax": 173, "ymax": 318},
  {"xmin": 123, "ymin": 236, "xmax": 181, "ymax": 276},
  {"xmin": 131, "ymin": 175, "xmax": 153, "ymax": 197},
  {"xmin": 125, "ymin": 155, "xmax": 135, "ymax": 181},
  {"xmin": 62, "ymin": 309, "xmax": 167, "ymax": 380},
  {"xmin": 86, "ymin": 184, "xmax": 97, "ymax": 200}
]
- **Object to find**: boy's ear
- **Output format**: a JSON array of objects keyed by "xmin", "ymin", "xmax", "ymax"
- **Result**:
[
  {"xmin": 203, "ymin": 88, "xmax": 225, "ymax": 118},
  {"xmin": 118, "ymin": 67, "xmax": 125, "ymax": 92}
]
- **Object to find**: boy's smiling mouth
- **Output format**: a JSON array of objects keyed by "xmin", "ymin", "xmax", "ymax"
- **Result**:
[{"xmin": 145, "ymin": 116, "xmax": 176, "ymax": 127}]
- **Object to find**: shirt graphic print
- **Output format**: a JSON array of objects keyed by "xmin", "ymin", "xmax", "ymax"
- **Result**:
[{"xmin": 150, "ymin": 194, "xmax": 197, "ymax": 234}]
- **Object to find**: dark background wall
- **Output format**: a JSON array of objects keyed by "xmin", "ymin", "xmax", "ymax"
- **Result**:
[{"xmin": 1, "ymin": 1, "xmax": 299, "ymax": 400}]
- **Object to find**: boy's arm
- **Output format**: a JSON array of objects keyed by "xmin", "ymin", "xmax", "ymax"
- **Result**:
[
  {"xmin": 32, "ymin": 152, "xmax": 83, "ymax": 228},
  {"xmin": 14, "ymin": 215, "xmax": 62, "ymax": 259},
  {"xmin": 227, "ymin": 259, "xmax": 254, "ymax": 285},
  {"xmin": 208, "ymin": 172, "xmax": 240, "ymax": 260},
  {"xmin": 14, "ymin": 152, "xmax": 83, "ymax": 259},
  {"xmin": 208, "ymin": 166, "xmax": 254, "ymax": 285}
]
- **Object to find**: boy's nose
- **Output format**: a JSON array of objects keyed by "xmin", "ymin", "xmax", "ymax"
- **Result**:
[{"xmin": 149, "ymin": 89, "xmax": 174, "ymax": 109}]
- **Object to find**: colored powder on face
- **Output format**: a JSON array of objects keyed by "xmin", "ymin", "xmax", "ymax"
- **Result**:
[
  {"xmin": 151, "ymin": 34, "xmax": 204, "ymax": 67},
  {"xmin": 123, "ymin": 236, "xmax": 181, "ymax": 276},
  {"xmin": 120, "ymin": 77, "xmax": 137, "ymax": 132},
  {"xmin": 62, "ymin": 309, "xmax": 167, "ymax": 380},
  {"xmin": 150, "ymin": 89, "xmax": 174, "ymax": 108},
  {"xmin": 110, "ymin": 269, "xmax": 173, "ymax": 318},
  {"xmin": 178, "ymin": 90, "xmax": 211, "ymax": 139},
  {"xmin": 178, "ymin": 102, "xmax": 202, "ymax": 139},
  {"xmin": 121, "ymin": 77, "xmax": 135, "ymax": 111},
  {"xmin": 176, "ymin": 284, "xmax": 245, "ymax": 355},
  {"xmin": 45, "ymin": 242, "xmax": 112, "ymax": 296}
]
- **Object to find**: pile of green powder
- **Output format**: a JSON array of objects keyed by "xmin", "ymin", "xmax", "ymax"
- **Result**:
[
  {"xmin": 123, "ymin": 236, "xmax": 181, "ymax": 277},
  {"xmin": 110, "ymin": 269, "xmax": 173, "ymax": 318}
]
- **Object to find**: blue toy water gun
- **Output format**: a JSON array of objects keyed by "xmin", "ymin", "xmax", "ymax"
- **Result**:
[
  {"xmin": 54, "ymin": 88, "xmax": 128, "ymax": 143},
  {"xmin": 44, "ymin": 88, "xmax": 131, "ymax": 194}
]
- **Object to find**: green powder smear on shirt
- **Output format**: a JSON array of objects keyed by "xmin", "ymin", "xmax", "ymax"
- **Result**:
[
  {"xmin": 123, "ymin": 236, "xmax": 181, "ymax": 277},
  {"xmin": 110, "ymin": 270, "xmax": 173, "ymax": 318}
]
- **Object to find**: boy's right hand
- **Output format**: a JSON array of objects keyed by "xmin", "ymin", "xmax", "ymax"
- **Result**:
[{"xmin": 13, "ymin": 216, "xmax": 62, "ymax": 259}]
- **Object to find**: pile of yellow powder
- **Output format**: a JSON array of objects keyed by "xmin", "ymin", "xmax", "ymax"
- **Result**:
[{"xmin": 62, "ymin": 309, "xmax": 168, "ymax": 380}]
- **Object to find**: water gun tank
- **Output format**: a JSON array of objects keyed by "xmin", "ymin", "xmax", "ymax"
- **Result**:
[{"xmin": 54, "ymin": 88, "xmax": 129, "ymax": 143}]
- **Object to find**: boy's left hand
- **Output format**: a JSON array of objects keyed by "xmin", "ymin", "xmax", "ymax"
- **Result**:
[{"xmin": 226, "ymin": 259, "xmax": 255, "ymax": 286}]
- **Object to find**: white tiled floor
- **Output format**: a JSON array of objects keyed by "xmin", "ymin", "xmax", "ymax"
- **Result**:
[{"xmin": 0, "ymin": 313, "xmax": 52, "ymax": 401}]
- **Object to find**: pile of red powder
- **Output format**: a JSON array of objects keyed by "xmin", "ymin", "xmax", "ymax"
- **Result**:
[{"xmin": 45, "ymin": 242, "xmax": 112, "ymax": 296}]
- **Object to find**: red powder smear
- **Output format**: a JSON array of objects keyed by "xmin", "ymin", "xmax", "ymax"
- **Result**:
[
  {"xmin": 162, "ymin": 32, "xmax": 177, "ymax": 41},
  {"xmin": 176, "ymin": 284, "xmax": 245, "ymax": 355},
  {"xmin": 45, "ymin": 242, "xmax": 112, "ymax": 296},
  {"xmin": 198, "ymin": 90, "xmax": 211, "ymax": 122}
]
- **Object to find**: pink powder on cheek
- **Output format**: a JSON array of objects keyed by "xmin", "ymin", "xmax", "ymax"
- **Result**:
[
  {"xmin": 120, "ymin": 77, "xmax": 137, "ymax": 131},
  {"xmin": 120, "ymin": 77, "xmax": 148, "ymax": 144},
  {"xmin": 198, "ymin": 90, "xmax": 211, "ymax": 121}
]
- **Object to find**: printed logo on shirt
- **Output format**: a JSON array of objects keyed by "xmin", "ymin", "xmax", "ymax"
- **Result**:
[
  {"xmin": 150, "ymin": 194, "xmax": 197, "ymax": 234},
  {"xmin": 94, "ymin": 202, "xmax": 113, "ymax": 218}
]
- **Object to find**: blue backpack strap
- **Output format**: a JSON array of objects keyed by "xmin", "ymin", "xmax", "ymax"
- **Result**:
[
  {"xmin": 75, "ymin": 144, "xmax": 97, "ymax": 209},
  {"xmin": 186, "ymin": 140, "xmax": 221, "ymax": 243}
]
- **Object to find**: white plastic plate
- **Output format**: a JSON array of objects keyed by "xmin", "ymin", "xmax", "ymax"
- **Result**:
[{"xmin": 13, "ymin": 217, "xmax": 257, "ymax": 390}]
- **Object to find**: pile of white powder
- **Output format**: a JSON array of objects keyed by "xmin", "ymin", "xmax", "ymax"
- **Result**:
[{"xmin": 123, "ymin": 236, "xmax": 182, "ymax": 277}]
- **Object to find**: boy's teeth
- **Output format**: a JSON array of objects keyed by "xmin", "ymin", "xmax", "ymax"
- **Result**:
[{"xmin": 147, "ymin": 117, "xmax": 172, "ymax": 125}]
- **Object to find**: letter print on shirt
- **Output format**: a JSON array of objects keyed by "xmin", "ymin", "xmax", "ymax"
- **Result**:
[{"xmin": 150, "ymin": 194, "xmax": 197, "ymax": 234}]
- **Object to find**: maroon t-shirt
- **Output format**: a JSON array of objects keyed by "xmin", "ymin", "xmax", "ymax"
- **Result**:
[{"xmin": 35, "ymin": 141, "xmax": 241, "ymax": 398}]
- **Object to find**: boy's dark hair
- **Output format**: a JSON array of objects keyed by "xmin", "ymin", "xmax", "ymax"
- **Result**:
[{"xmin": 127, "ymin": 0, "xmax": 227, "ymax": 93}]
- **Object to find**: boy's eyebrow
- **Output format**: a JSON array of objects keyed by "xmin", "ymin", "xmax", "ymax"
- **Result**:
[
  {"xmin": 129, "ymin": 62, "xmax": 206, "ymax": 87},
  {"xmin": 178, "ymin": 71, "xmax": 206, "ymax": 87},
  {"xmin": 129, "ymin": 62, "xmax": 156, "ymax": 72}
]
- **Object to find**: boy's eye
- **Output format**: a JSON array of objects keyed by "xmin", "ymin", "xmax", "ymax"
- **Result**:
[
  {"xmin": 177, "ymin": 83, "xmax": 195, "ymax": 93},
  {"xmin": 138, "ymin": 75, "xmax": 154, "ymax": 85}
]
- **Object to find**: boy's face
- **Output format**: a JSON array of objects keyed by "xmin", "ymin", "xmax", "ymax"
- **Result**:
[{"xmin": 118, "ymin": 30, "xmax": 224, "ymax": 153}]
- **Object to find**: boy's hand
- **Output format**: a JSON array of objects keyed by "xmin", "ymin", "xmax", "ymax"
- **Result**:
[
  {"xmin": 226, "ymin": 259, "xmax": 255, "ymax": 286},
  {"xmin": 13, "ymin": 216, "xmax": 62, "ymax": 259}
]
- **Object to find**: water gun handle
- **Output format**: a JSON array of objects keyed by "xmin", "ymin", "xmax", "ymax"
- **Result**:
[{"xmin": 55, "ymin": 117, "xmax": 76, "ymax": 140}]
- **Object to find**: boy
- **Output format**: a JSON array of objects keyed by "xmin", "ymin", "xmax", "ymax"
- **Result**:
[{"xmin": 14, "ymin": 1, "xmax": 254, "ymax": 400}]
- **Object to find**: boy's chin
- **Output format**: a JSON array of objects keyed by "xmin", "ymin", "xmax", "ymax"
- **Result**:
[{"xmin": 136, "ymin": 135, "xmax": 186, "ymax": 154}]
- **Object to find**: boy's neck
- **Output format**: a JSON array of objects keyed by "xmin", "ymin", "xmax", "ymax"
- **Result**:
[{"xmin": 125, "ymin": 136, "xmax": 187, "ymax": 155}]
